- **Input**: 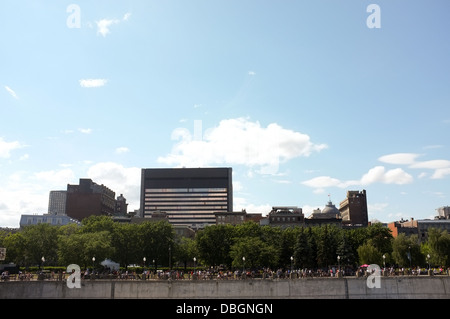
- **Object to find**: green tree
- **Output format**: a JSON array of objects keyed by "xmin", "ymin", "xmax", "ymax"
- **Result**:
[
  {"xmin": 293, "ymin": 227, "xmax": 315, "ymax": 269},
  {"xmin": 111, "ymin": 223, "xmax": 141, "ymax": 268},
  {"xmin": 366, "ymin": 223, "xmax": 393, "ymax": 255},
  {"xmin": 315, "ymin": 225, "xmax": 337, "ymax": 268},
  {"xmin": 357, "ymin": 240, "xmax": 382, "ymax": 265},
  {"xmin": 336, "ymin": 231, "xmax": 355, "ymax": 268},
  {"xmin": 229, "ymin": 237, "xmax": 278, "ymax": 269},
  {"xmin": 58, "ymin": 231, "xmax": 114, "ymax": 268},
  {"xmin": 176, "ymin": 236, "xmax": 199, "ymax": 270},
  {"xmin": 2, "ymin": 231, "xmax": 26, "ymax": 265},
  {"xmin": 20, "ymin": 224, "xmax": 59, "ymax": 266},
  {"xmin": 195, "ymin": 224, "xmax": 235, "ymax": 267},
  {"xmin": 427, "ymin": 228, "xmax": 450, "ymax": 267},
  {"xmin": 392, "ymin": 233, "xmax": 422, "ymax": 267}
]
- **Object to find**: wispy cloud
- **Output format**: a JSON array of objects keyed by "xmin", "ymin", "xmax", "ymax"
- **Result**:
[
  {"xmin": 79, "ymin": 79, "xmax": 108, "ymax": 88},
  {"xmin": 302, "ymin": 166, "xmax": 413, "ymax": 193},
  {"xmin": 0, "ymin": 137, "xmax": 23, "ymax": 158},
  {"xmin": 78, "ymin": 128, "xmax": 93, "ymax": 134},
  {"xmin": 96, "ymin": 12, "xmax": 131, "ymax": 37},
  {"xmin": 380, "ymin": 152, "xmax": 450, "ymax": 180},
  {"xmin": 4, "ymin": 86, "xmax": 18, "ymax": 99},
  {"xmin": 115, "ymin": 147, "xmax": 130, "ymax": 154}
]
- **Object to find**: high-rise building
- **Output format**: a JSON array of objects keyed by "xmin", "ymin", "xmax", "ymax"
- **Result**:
[
  {"xmin": 339, "ymin": 190, "xmax": 368, "ymax": 226},
  {"xmin": 140, "ymin": 167, "xmax": 233, "ymax": 228},
  {"xmin": 48, "ymin": 190, "xmax": 67, "ymax": 215},
  {"xmin": 65, "ymin": 178, "xmax": 116, "ymax": 221}
]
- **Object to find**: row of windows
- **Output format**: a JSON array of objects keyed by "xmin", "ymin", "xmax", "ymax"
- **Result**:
[
  {"xmin": 145, "ymin": 193, "xmax": 228, "ymax": 199},
  {"xmin": 145, "ymin": 188, "xmax": 227, "ymax": 193},
  {"xmin": 145, "ymin": 206, "xmax": 228, "ymax": 211},
  {"xmin": 145, "ymin": 198, "xmax": 227, "ymax": 206},
  {"xmin": 270, "ymin": 217, "xmax": 302, "ymax": 222}
]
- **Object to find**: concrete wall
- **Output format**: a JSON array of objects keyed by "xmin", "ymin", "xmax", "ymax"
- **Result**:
[{"xmin": 1, "ymin": 277, "xmax": 449, "ymax": 299}]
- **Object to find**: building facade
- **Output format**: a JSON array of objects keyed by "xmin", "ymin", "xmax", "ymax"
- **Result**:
[
  {"xmin": 339, "ymin": 190, "xmax": 368, "ymax": 226},
  {"xmin": 48, "ymin": 190, "xmax": 67, "ymax": 215},
  {"xmin": 65, "ymin": 178, "xmax": 116, "ymax": 221},
  {"xmin": 140, "ymin": 167, "xmax": 233, "ymax": 228},
  {"xmin": 20, "ymin": 214, "xmax": 80, "ymax": 228},
  {"xmin": 307, "ymin": 200, "xmax": 342, "ymax": 227},
  {"xmin": 266, "ymin": 206, "xmax": 304, "ymax": 228},
  {"xmin": 436, "ymin": 206, "xmax": 450, "ymax": 219},
  {"xmin": 215, "ymin": 210, "xmax": 263, "ymax": 225}
]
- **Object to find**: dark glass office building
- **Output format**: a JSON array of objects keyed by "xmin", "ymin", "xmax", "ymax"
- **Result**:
[{"xmin": 140, "ymin": 168, "xmax": 233, "ymax": 227}]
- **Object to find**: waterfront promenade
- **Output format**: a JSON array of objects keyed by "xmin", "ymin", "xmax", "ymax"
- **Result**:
[{"xmin": 1, "ymin": 271, "xmax": 450, "ymax": 299}]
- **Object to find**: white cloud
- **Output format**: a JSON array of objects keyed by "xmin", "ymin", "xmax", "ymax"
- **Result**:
[
  {"xmin": 380, "ymin": 152, "xmax": 450, "ymax": 180},
  {"xmin": 33, "ymin": 169, "xmax": 76, "ymax": 187},
  {"xmin": 233, "ymin": 196, "xmax": 271, "ymax": 216},
  {"xmin": 95, "ymin": 12, "xmax": 131, "ymax": 37},
  {"xmin": 361, "ymin": 166, "xmax": 413, "ymax": 185},
  {"xmin": 431, "ymin": 168, "xmax": 450, "ymax": 179},
  {"xmin": 378, "ymin": 153, "xmax": 421, "ymax": 165},
  {"xmin": 96, "ymin": 18, "xmax": 120, "ymax": 37},
  {"xmin": 4, "ymin": 86, "xmax": 18, "ymax": 99},
  {"xmin": 0, "ymin": 137, "xmax": 23, "ymax": 158},
  {"xmin": 123, "ymin": 12, "xmax": 132, "ymax": 21},
  {"xmin": 248, "ymin": 71, "xmax": 256, "ymax": 76},
  {"xmin": 115, "ymin": 147, "xmax": 130, "ymax": 154},
  {"xmin": 302, "ymin": 166, "xmax": 413, "ymax": 192},
  {"xmin": 157, "ymin": 118, "xmax": 327, "ymax": 175},
  {"xmin": 78, "ymin": 128, "xmax": 93, "ymax": 134},
  {"xmin": 87, "ymin": 162, "xmax": 141, "ymax": 211},
  {"xmin": 409, "ymin": 159, "xmax": 450, "ymax": 170},
  {"xmin": 79, "ymin": 79, "xmax": 108, "ymax": 88}
]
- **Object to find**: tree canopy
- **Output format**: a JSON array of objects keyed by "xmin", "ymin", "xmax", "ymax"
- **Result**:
[{"xmin": 1, "ymin": 217, "xmax": 449, "ymax": 270}]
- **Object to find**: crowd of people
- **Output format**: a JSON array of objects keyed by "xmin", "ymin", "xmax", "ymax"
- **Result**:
[{"xmin": 2, "ymin": 265, "xmax": 449, "ymax": 282}]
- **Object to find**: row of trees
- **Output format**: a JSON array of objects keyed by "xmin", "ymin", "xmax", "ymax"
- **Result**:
[{"xmin": 1, "ymin": 216, "xmax": 449, "ymax": 270}]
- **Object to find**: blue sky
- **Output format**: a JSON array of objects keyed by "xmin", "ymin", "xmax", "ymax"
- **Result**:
[{"xmin": 1, "ymin": 0, "xmax": 450, "ymax": 227}]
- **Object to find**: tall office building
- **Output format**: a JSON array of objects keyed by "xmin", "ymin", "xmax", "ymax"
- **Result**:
[
  {"xmin": 339, "ymin": 190, "xmax": 368, "ymax": 226},
  {"xmin": 140, "ymin": 168, "xmax": 233, "ymax": 228},
  {"xmin": 48, "ymin": 190, "xmax": 67, "ymax": 215}
]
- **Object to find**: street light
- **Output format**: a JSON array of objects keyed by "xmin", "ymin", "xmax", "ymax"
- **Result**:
[
  {"xmin": 337, "ymin": 255, "xmax": 340, "ymax": 273},
  {"xmin": 92, "ymin": 257, "xmax": 95, "ymax": 270},
  {"xmin": 290, "ymin": 256, "xmax": 294, "ymax": 272},
  {"xmin": 193, "ymin": 257, "xmax": 197, "ymax": 279},
  {"xmin": 242, "ymin": 257, "xmax": 245, "ymax": 275},
  {"xmin": 427, "ymin": 254, "xmax": 431, "ymax": 273}
]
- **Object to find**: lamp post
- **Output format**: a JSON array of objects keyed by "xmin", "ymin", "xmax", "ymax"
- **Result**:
[
  {"xmin": 193, "ymin": 257, "xmax": 197, "ymax": 280},
  {"xmin": 242, "ymin": 257, "xmax": 245, "ymax": 276},
  {"xmin": 92, "ymin": 257, "xmax": 95, "ymax": 270},
  {"xmin": 41, "ymin": 256, "xmax": 45, "ymax": 271},
  {"xmin": 290, "ymin": 256, "xmax": 294, "ymax": 279},
  {"xmin": 427, "ymin": 254, "xmax": 431, "ymax": 276},
  {"xmin": 153, "ymin": 259, "xmax": 155, "ymax": 277},
  {"xmin": 337, "ymin": 255, "xmax": 340, "ymax": 273},
  {"xmin": 383, "ymin": 254, "xmax": 386, "ymax": 276},
  {"xmin": 143, "ymin": 257, "xmax": 146, "ymax": 279}
]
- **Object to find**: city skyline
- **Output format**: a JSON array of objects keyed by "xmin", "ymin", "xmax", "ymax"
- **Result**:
[{"xmin": 1, "ymin": 1, "xmax": 450, "ymax": 227}]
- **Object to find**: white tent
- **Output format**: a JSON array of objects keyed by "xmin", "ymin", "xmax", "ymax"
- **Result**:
[{"xmin": 100, "ymin": 259, "xmax": 120, "ymax": 271}]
